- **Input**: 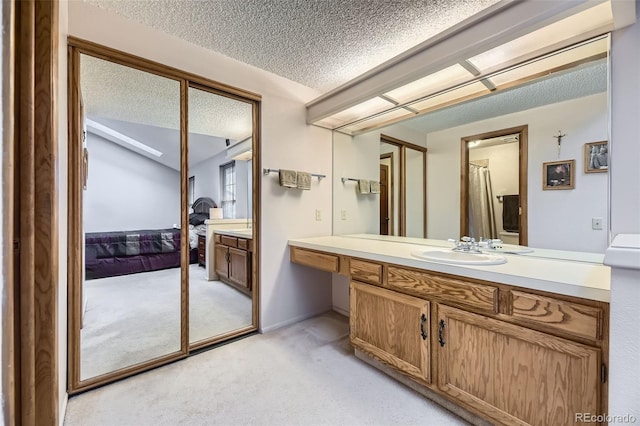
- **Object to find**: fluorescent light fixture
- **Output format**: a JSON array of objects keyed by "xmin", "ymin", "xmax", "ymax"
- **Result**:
[
  {"xmin": 384, "ymin": 64, "xmax": 474, "ymax": 105},
  {"xmin": 487, "ymin": 37, "xmax": 608, "ymax": 88},
  {"xmin": 307, "ymin": 1, "xmax": 621, "ymax": 135},
  {"xmin": 337, "ymin": 107, "xmax": 414, "ymax": 134},
  {"xmin": 317, "ymin": 97, "xmax": 397, "ymax": 129},
  {"xmin": 408, "ymin": 81, "xmax": 488, "ymax": 113},
  {"xmin": 467, "ymin": 2, "xmax": 612, "ymax": 72},
  {"xmin": 85, "ymin": 118, "xmax": 163, "ymax": 157}
]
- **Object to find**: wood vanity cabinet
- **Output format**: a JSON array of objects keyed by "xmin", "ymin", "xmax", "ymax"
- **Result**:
[
  {"xmin": 290, "ymin": 247, "xmax": 608, "ymax": 426},
  {"xmin": 213, "ymin": 234, "xmax": 252, "ymax": 295},
  {"xmin": 436, "ymin": 304, "xmax": 600, "ymax": 425},
  {"xmin": 350, "ymin": 281, "xmax": 431, "ymax": 384}
]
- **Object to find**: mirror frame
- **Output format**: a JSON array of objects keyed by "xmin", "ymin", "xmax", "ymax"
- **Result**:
[
  {"xmin": 460, "ymin": 125, "xmax": 529, "ymax": 245},
  {"xmin": 67, "ymin": 37, "xmax": 262, "ymax": 394}
]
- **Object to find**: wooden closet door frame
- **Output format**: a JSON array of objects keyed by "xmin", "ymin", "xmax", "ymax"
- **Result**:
[
  {"xmin": 7, "ymin": 1, "xmax": 60, "ymax": 424},
  {"xmin": 67, "ymin": 38, "xmax": 262, "ymax": 394}
]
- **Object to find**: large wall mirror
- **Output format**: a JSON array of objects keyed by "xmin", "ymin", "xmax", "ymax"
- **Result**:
[
  {"xmin": 332, "ymin": 34, "xmax": 610, "ymax": 258},
  {"xmin": 68, "ymin": 39, "xmax": 260, "ymax": 393}
]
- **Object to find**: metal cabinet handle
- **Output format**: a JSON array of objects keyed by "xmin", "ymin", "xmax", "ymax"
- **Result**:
[
  {"xmin": 420, "ymin": 314, "xmax": 428, "ymax": 340},
  {"xmin": 438, "ymin": 319, "xmax": 446, "ymax": 347}
]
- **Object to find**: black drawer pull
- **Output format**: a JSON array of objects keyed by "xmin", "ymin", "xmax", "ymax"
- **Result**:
[
  {"xmin": 438, "ymin": 319, "xmax": 446, "ymax": 347},
  {"xmin": 420, "ymin": 314, "xmax": 428, "ymax": 340}
]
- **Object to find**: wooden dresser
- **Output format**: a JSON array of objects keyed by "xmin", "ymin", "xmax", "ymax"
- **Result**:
[{"xmin": 197, "ymin": 233, "xmax": 206, "ymax": 267}]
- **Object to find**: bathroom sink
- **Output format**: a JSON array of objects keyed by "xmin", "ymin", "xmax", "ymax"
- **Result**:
[{"xmin": 411, "ymin": 250, "xmax": 507, "ymax": 265}]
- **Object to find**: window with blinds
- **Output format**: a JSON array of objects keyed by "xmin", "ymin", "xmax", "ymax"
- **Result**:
[{"xmin": 220, "ymin": 161, "xmax": 236, "ymax": 218}]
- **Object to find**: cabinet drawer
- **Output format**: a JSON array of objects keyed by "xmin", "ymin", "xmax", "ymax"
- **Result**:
[
  {"xmin": 220, "ymin": 235, "xmax": 238, "ymax": 248},
  {"xmin": 387, "ymin": 266, "xmax": 498, "ymax": 313},
  {"xmin": 510, "ymin": 290, "xmax": 602, "ymax": 341},
  {"xmin": 290, "ymin": 247, "xmax": 339, "ymax": 273},
  {"xmin": 237, "ymin": 238, "xmax": 249, "ymax": 251},
  {"xmin": 350, "ymin": 259, "xmax": 382, "ymax": 285}
]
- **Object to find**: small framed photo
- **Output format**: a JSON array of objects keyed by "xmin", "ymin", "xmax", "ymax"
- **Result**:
[
  {"xmin": 584, "ymin": 141, "xmax": 608, "ymax": 173},
  {"xmin": 543, "ymin": 160, "xmax": 575, "ymax": 190}
]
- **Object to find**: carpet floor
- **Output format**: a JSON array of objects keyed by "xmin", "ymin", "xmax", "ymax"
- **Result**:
[
  {"xmin": 66, "ymin": 311, "xmax": 470, "ymax": 426},
  {"xmin": 81, "ymin": 264, "xmax": 252, "ymax": 380}
]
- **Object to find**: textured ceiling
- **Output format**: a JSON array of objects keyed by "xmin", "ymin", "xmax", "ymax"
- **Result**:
[
  {"xmin": 84, "ymin": 0, "xmax": 501, "ymax": 92},
  {"xmin": 79, "ymin": 0, "xmax": 607, "ymax": 168},
  {"xmin": 81, "ymin": 54, "xmax": 253, "ymax": 140}
]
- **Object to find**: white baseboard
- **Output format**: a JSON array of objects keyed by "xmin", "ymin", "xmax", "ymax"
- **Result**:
[
  {"xmin": 260, "ymin": 306, "xmax": 332, "ymax": 333},
  {"xmin": 332, "ymin": 305, "xmax": 349, "ymax": 317}
]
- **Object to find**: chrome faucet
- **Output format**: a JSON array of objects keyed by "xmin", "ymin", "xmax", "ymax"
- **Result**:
[
  {"xmin": 448, "ymin": 236, "xmax": 483, "ymax": 253},
  {"xmin": 479, "ymin": 238, "xmax": 503, "ymax": 249}
]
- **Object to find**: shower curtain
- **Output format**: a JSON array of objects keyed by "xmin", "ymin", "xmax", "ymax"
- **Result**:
[{"xmin": 468, "ymin": 164, "xmax": 497, "ymax": 240}]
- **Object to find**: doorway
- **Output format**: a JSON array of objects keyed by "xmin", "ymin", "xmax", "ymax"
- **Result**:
[
  {"xmin": 380, "ymin": 134, "xmax": 427, "ymax": 237},
  {"xmin": 460, "ymin": 125, "xmax": 528, "ymax": 245},
  {"xmin": 379, "ymin": 152, "xmax": 394, "ymax": 235}
]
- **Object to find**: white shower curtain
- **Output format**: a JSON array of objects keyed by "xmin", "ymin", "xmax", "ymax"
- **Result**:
[{"xmin": 468, "ymin": 164, "xmax": 497, "ymax": 240}]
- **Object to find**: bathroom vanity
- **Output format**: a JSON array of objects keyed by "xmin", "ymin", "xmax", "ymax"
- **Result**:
[{"xmin": 288, "ymin": 235, "xmax": 610, "ymax": 426}]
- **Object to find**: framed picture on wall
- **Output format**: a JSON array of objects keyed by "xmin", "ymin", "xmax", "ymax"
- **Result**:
[
  {"xmin": 584, "ymin": 141, "xmax": 608, "ymax": 173},
  {"xmin": 543, "ymin": 160, "xmax": 575, "ymax": 190}
]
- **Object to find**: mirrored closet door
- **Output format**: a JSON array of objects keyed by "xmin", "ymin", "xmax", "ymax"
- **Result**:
[
  {"xmin": 187, "ymin": 86, "xmax": 254, "ymax": 348},
  {"xmin": 68, "ymin": 39, "xmax": 260, "ymax": 393},
  {"xmin": 77, "ymin": 54, "xmax": 183, "ymax": 382}
]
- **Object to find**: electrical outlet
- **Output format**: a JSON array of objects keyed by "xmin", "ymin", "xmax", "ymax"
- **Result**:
[
  {"xmin": 341, "ymin": 209, "xmax": 347, "ymax": 220},
  {"xmin": 315, "ymin": 209, "xmax": 322, "ymax": 221},
  {"xmin": 592, "ymin": 217, "xmax": 603, "ymax": 230}
]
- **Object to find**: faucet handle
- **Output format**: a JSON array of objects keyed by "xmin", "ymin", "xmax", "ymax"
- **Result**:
[{"xmin": 461, "ymin": 236, "xmax": 471, "ymax": 242}]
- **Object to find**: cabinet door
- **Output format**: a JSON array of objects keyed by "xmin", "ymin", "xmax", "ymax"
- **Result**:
[
  {"xmin": 437, "ymin": 304, "xmax": 600, "ymax": 426},
  {"xmin": 228, "ymin": 247, "xmax": 250, "ymax": 290},
  {"xmin": 350, "ymin": 281, "xmax": 430, "ymax": 383},
  {"xmin": 214, "ymin": 244, "xmax": 229, "ymax": 279}
]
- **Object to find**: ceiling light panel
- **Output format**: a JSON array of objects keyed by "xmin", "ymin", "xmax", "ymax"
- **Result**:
[
  {"xmin": 408, "ymin": 81, "xmax": 489, "ymax": 113},
  {"xmin": 487, "ymin": 37, "xmax": 608, "ymax": 88},
  {"xmin": 318, "ymin": 96, "xmax": 397, "ymax": 128},
  {"xmin": 383, "ymin": 64, "xmax": 474, "ymax": 105},
  {"xmin": 467, "ymin": 2, "xmax": 612, "ymax": 72},
  {"xmin": 337, "ymin": 108, "xmax": 415, "ymax": 135}
]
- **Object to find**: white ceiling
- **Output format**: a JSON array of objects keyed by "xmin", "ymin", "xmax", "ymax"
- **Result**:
[{"xmin": 84, "ymin": 0, "xmax": 502, "ymax": 92}]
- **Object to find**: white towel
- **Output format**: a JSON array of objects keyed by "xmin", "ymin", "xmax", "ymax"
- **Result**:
[
  {"xmin": 278, "ymin": 169, "xmax": 297, "ymax": 188},
  {"xmin": 296, "ymin": 171, "xmax": 311, "ymax": 190},
  {"xmin": 358, "ymin": 179, "xmax": 371, "ymax": 194},
  {"xmin": 369, "ymin": 180, "xmax": 380, "ymax": 194}
]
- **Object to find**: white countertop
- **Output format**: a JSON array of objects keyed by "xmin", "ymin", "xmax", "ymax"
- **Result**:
[
  {"xmin": 288, "ymin": 235, "xmax": 611, "ymax": 303},
  {"xmin": 605, "ymin": 233, "xmax": 640, "ymax": 270},
  {"xmin": 214, "ymin": 228, "xmax": 253, "ymax": 239}
]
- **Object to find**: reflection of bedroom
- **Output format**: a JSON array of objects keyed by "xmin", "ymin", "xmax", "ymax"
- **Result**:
[{"xmin": 81, "ymin": 117, "xmax": 253, "ymax": 379}]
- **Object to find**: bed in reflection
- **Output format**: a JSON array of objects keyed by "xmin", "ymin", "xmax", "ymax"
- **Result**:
[{"xmin": 84, "ymin": 197, "xmax": 215, "ymax": 279}]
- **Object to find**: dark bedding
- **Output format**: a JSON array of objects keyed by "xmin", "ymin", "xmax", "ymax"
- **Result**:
[{"xmin": 85, "ymin": 228, "xmax": 197, "ymax": 280}]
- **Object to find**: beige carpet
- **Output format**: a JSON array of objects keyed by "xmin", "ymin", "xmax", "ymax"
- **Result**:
[
  {"xmin": 67, "ymin": 311, "xmax": 470, "ymax": 426},
  {"xmin": 81, "ymin": 264, "xmax": 252, "ymax": 380}
]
